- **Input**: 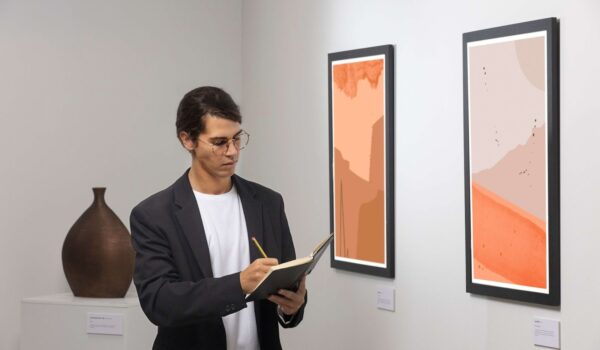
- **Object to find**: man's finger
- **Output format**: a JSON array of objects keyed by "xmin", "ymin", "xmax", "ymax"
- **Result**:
[
  {"xmin": 258, "ymin": 265, "xmax": 271, "ymax": 273},
  {"xmin": 268, "ymin": 294, "xmax": 294, "ymax": 309},
  {"xmin": 277, "ymin": 289, "xmax": 301, "ymax": 302},
  {"xmin": 258, "ymin": 258, "xmax": 278, "ymax": 265}
]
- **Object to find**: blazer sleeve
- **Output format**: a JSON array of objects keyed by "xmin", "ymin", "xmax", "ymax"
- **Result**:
[
  {"xmin": 276, "ymin": 194, "xmax": 307, "ymax": 328},
  {"xmin": 130, "ymin": 206, "xmax": 247, "ymax": 328}
]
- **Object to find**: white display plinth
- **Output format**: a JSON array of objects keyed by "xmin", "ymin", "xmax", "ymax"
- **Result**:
[{"xmin": 21, "ymin": 293, "xmax": 156, "ymax": 350}]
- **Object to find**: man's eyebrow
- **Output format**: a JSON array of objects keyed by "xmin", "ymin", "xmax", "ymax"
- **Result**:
[{"xmin": 208, "ymin": 130, "xmax": 243, "ymax": 140}]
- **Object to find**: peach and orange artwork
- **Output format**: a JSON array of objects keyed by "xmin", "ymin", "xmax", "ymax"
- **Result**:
[
  {"xmin": 468, "ymin": 35, "xmax": 548, "ymax": 290},
  {"xmin": 332, "ymin": 57, "xmax": 385, "ymax": 264}
]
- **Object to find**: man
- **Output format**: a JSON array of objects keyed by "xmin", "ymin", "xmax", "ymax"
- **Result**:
[{"xmin": 130, "ymin": 86, "xmax": 307, "ymax": 350}]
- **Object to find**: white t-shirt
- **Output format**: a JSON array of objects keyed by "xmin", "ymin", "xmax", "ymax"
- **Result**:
[{"xmin": 194, "ymin": 186, "xmax": 259, "ymax": 350}]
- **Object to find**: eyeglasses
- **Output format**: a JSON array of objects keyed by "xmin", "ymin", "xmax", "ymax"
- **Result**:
[{"xmin": 197, "ymin": 130, "xmax": 250, "ymax": 156}]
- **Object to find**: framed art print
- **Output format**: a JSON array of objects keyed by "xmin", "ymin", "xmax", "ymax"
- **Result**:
[
  {"xmin": 329, "ymin": 45, "xmax": 394, "ymax": 278},
  {"xmin": 463, "ymin": 18, "xmax": 560, "ymax": 305}
]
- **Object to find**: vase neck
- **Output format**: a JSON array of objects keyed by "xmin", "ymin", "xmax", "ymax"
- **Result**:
[{"xmin": 92, "ymin": 187, "xmax": 107, "ymax": 205}]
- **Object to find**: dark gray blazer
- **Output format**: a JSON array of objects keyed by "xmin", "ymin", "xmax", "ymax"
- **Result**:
[{"xmin": 130, "ymin": 170, "xmax": 305, "ymax": 350}]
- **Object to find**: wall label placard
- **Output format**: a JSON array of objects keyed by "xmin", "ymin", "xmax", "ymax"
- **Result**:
[{"xmin": 86, "ymin": 312, "xmax": 124, "ymax": 336}]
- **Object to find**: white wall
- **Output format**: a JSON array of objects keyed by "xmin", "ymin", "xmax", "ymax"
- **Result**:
[
  {"xmin": 0, "ymin": 0, "xmax": 241, "ymax": 348},
  {"xmin": 241, "ymin": 0, "xmax": 600, "ymax": 349}
]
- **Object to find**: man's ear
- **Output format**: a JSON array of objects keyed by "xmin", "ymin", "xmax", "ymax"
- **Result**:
[{"xmin": 179, "ymin": 132, "xmax": 195, "ymax": 151}]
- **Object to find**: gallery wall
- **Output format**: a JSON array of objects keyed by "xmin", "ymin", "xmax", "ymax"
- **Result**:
[
  {"xmin": 0, "ymin": 0, "xmax": 242, "ymax": 348},
  {"xmin": 240, "ymin": 0, "xmax": 600, "ymax": 349},
  {"xmin": 3, "ymin": 0, "xmax": 599, "ymax": 349}
]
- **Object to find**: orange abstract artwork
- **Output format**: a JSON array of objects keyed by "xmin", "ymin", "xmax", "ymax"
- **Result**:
[
  {"xmin": 468, "ymin": 35, "xmax": 548, "ymax": 290},
  {"xmin": 464, "ymin": 18, "xmax": 559, "ymax": 306},
  {"xmin": 332, "ymin": 58, "xmax": 385, "ymax": 264}
]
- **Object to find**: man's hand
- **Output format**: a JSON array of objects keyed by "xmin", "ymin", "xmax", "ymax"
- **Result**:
[
  {"xmin": 267, "ymin": 275, "xmax": 307, "ymax": 316},
  {"xmin": 240, "ymin": 258, "xmax": 279, "ymax": 294}
]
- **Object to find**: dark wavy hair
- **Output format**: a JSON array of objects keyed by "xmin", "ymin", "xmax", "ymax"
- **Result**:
[{"xmin": 176, "ymin": 86, "xmax": 242, "ymax": 142}]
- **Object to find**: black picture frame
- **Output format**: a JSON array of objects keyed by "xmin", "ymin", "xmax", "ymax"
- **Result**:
[
  {"xmin": 328, "ymin": 45, "xmax": 395, "ymax": 278},
  {"xmin": 463, "ymin": 18, "xmax": 560, "ymax": 305}
]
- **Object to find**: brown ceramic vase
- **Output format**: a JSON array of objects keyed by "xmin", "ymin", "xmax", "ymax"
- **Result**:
[{"xmin": 62, "ymin": 187, "xmax": 135, "ymax": 298}]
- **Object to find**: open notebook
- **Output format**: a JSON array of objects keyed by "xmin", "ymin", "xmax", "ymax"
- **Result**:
[{"xmin": 245, "ymin": 233, "xmax": 334, "ymax": 302}]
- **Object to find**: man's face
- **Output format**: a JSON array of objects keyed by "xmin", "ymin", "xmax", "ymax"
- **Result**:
[{"xmin": 183, "ymin": 115, "xmax": 242, "ymax": 180}]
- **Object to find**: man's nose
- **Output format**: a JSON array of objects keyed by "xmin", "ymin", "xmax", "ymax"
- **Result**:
[{"xmin": 225, "ymin": 140, "xmax": 239, "ymax": 156}]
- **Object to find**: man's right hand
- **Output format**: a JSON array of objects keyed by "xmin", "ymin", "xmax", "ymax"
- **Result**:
[{"xmin": 240, "ymin": 258, "xmax": 279, "ymax": 294}]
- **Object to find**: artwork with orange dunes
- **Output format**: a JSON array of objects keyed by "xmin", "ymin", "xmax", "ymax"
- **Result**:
[
  {"xmin": 329, "ymin": 45, "xmax": 394, "ymax": 278},
  {"xmin": 463, "ymin": 18, "xmax": 560, "ymax": 306}
]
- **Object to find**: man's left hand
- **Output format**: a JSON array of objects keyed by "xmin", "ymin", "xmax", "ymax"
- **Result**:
[{"xmin": 267, "ymin": 276, "xmax": 307, "ymax": 315}]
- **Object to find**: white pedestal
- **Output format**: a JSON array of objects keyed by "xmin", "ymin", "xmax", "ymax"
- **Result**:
[{"xmin": 21, "ymin": 293, "xmax": 156, "ymax": 350}]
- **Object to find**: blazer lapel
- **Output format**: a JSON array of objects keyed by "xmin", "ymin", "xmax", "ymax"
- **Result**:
[
  {"xmin": 233, "ymin": 175, "xmax": 264, "ymax": 262},
  {"xmin": 173, "ymin": 170, "xmax": 213, "ymax": 278},
  {"xmin": 232, "ymin": 175, "xmax": 265, "ymax": 335}
]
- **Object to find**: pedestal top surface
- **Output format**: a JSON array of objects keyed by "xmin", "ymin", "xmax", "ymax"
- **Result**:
[{"xmin": 22, "ymin": 292, "xmax": 141, "ymax": 308}]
